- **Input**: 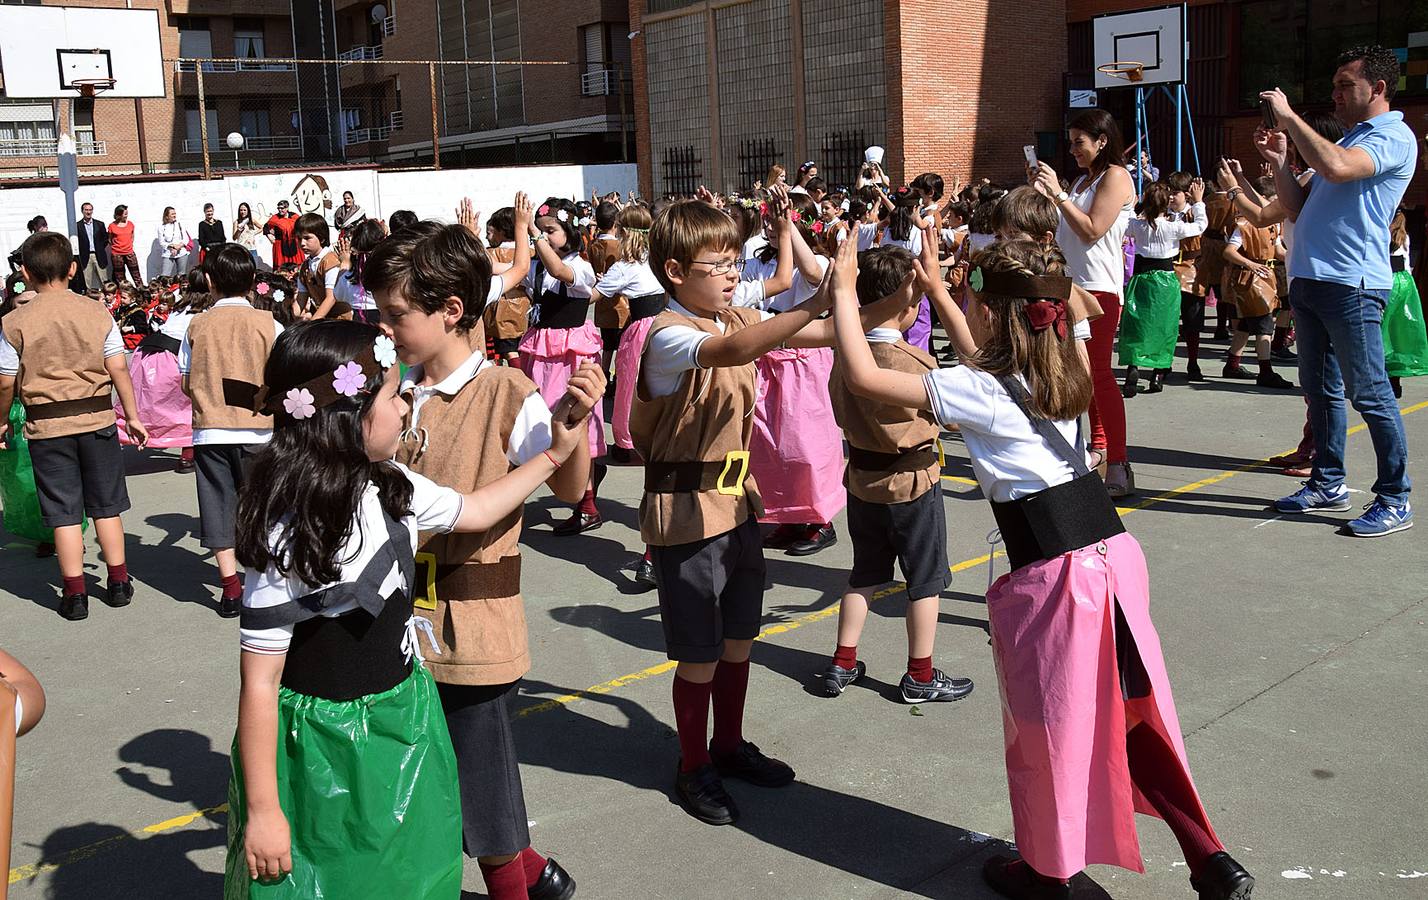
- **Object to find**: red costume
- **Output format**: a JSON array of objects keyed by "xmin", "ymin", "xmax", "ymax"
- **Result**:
[{"xmin": 264, "ymin": 212, "xmax": 302, "ymax": 268}]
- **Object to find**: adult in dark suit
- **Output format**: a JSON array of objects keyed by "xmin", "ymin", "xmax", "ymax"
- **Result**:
[{"xmin": 76, "ymin": 201, "xmax": 111, "ymax": 289}]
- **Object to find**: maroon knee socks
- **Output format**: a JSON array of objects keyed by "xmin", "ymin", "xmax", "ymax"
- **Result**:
[
  {"xmin": 1126, "ymin": 723, "xmax": 1223, "ymax": 877},
  {"xmin": 673, "ymin": 675, "xmax": 713, "ymax": 772},
  {"xmin": 220, "ymin": 573, "xmax": 243, "ymax": 600},
  {"xmin": 832, "ymin": 645, "xmax": 857, "ymax": 669},
  {"xmin": 709, "ymin": 658, "xmax": 750, "ymax": 757},
  {"xmin": 520, "ymin": 847, "xmax": 548, "ymax": 886},
  {"xmin": 477, "ymin": 856, "xmax": 528, "ymax": 900}
]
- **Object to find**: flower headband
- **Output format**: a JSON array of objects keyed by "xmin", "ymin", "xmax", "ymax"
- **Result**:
[
  {"xmin": 968, "ymin": 268, "xmax": 1074, "ymax": 340},
  {"xmin": 226, "ymin": 335, "xmax": 397, "ymax": 419}
]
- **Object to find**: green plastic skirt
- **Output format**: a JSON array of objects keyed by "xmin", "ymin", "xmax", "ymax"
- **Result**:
[
  {"xmin": 0, "ymin": 400, "xmax": 86, "ymax": 543},
  {"xmin": 224, "ymin": 663, "xmax": 462, "ymax": 900},
  {"xmin": 1383, "ymin": 270, "xmax": 1428, "ymax": 378},
  {"xmin": 1118, "ymin": 269, "xmax": 1183, "ymax": 369}
]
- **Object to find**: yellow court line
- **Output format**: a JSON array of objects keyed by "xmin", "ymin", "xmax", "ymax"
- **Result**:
[{"xmin": 11, "ymin": 399, "xmax": 1426, "ymax": 884}]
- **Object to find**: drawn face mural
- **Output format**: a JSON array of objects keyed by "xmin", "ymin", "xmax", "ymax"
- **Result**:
[{"xmin": 289, "ymin": 173, "xmax": 333, "ymax": 216}]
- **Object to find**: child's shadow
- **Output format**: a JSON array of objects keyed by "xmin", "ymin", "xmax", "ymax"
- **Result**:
[
  {"xmin": 114, "ymin": 728, "xmax": 231, "ymax": 822},
  {"xmin": 31, "ymin": 821, "xmax": 224, "ymax": 900}
]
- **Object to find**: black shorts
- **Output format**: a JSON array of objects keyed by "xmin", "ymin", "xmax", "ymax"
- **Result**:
[
  {"xmin": 600, "ymin": 326, "xmax": 624, "ymax": 349},
  {"xmin": 493, "ymin": 337, "xmax": 521, "ymax": 357},
  {"xmin": 28, "ymin": 424, "xmax": 131, "ymax": 527},
  {"xmin": 195, "ymin": 443, "xmax": 259, "ymax": 549},
  {"xmin": 651, "ymin": 517, "xmax": 766, "ymax": 662},
  {"xmin": 1237, "ymin": 313, "xmax": 1275, "ymax": 336},
  {"xmin": 847, "ymin": 482, "xmax": 950, "ymax": 599},
  {"xmin": 437, "ymin": 680, "xmax": 531, "ymax": 858}
]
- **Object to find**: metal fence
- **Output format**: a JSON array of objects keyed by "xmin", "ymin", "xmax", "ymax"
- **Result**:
[{"xmin": 0, "ymin": 56, "xmax": 634, "ymax": 181}]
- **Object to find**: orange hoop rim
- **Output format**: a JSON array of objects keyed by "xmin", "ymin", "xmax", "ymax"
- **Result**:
[
  {"xmin": 1097, "ymin": 61, "xmax": 1146, "ymax": 83},
  {"xmin": 70, "ymin": 77, "xmax": 116, "ymax": 98}
]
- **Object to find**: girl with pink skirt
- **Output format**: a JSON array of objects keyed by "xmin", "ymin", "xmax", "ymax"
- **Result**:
[
  {"xmin": 600, "ymin": 204, "xmax": 665, "ymax": 457},
  {"xmin": 116, "ymin": 274, "xmax": 210, "ymax": 469},
  {"xmin": 831, "ymin": 232, "xmax": 1254, "ymax": 900},
  {"xmin": 521, "ymin": 197, "xmax": 606, "ymax": 535}
]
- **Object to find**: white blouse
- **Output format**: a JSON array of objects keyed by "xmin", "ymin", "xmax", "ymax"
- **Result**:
[
  {"xmin": 1126, "ymin": 202, "xmax": 1207, "ymax": 260},
  {"xmin": 1056, "ymin": 169, "xmax": 1133, "ymax": 296}
]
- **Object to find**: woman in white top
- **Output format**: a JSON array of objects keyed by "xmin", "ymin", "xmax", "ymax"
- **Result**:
[
  {"xmin": 157, "ymin": 206, "xmax": 191, "ymax": 278},
  {"xmin": 232, "ymin": 202, "xmax": 262, "ymax": 262},
  {"xmin": 1032, "ymin": 108, "xmax": 1136, "ymax": 497},
  {"xmin": 1118, "ymin": 178, "xmax": 1206, "ymax": 396}
]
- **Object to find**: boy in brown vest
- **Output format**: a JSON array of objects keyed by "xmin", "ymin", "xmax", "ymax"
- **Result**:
[
  {"xmin": 294, "ymin": 213, "xmax": 341, "ymax": 320},
  {"xmin": 179, "ymin": 244, "xmax": 282, "ymax": 618},
  {"xmin": 365, "ymin": 220, "xmax": 597, "ymax": 900},
  {"xmin": 822, "ymin": 245, "xmax": 974, "ymax": 704},
  {"xmin": 483, "ymin": 204, "xmax": 534, "ymax": 365},
  {"xmin": 1222, "ymin": 179, "xmax": 1294, "ymax": 390},
  {"xmin": 0, "ymin": 232, "xmax": 147, "ymax": 621}
]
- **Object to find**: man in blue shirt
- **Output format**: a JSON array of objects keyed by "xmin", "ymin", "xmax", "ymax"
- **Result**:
[{"xmin": 1258, "ymin": 45, "xmax": 1415, "ymax": 537}]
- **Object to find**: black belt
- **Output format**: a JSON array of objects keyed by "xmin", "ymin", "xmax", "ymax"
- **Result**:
[
  {"xmin": 136, "ymin": 332, "xmax": 181, "ymax": 354},
  {"xmin": 1133, "ymin": 256, "xmax": 1176, "ymax": 274},
  {"xmin": 24, "ymin": 394, "xmax": 112, "ymax": 421},
  {"xmin": 627, "ymin": 293, "xmax": 667, "ymax": 322},
  {"xmin": 412, "ymin": 555, "xmax": 522, "ymax": 603},
  {"xmin": 847, "ymin": 443, "xmax": 938, "ymax": 473},
  {"xmin": 645, "ymin": 451, "xmax": 751, "ymax": 496},
  {"xmin": 533, "ymin": 295, "xmax": 591, "ymax": 329},
  {"xmin": 1392, "ymin": 256, "xmax": 1407, "ymax": 273},
  {"xmin": 989, "ymin": 473, "xmax": 1126, "ymax": 571},
  {"xmin": 1203, "ymin": 229, "xmax": 1225, "ymax": 241}
]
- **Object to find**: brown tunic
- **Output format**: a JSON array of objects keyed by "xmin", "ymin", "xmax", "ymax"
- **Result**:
[
  {"xmin": 590, "ymin": 239, "xmax": 629, "ymax": 328},
  {"xmin": 184, "ymin": 304, "xmax": 278, "ymax": 431},
  {"xmin": 630, "ymin": 307, "xmax": 765, "ymax": 546},
  {"xmin": 483, "ymin": 245, "xmax": 532, "ymax": 341},
  {"xmin": 3, "ymin": 290, "xmax": 117, "ymax": 440},
  {"xmin": 1194, "ymin": 194, "xmax": 1236, "ymax": 296},
  {"xmin": 298, "ymin": 251, "xmax": 341, "ymax": 311},
  {"xmin": 397, "ymin": 363, "xmax": 537, "ymax": 686},
  {"xmin": 1229, "ymin": 218, "xmax": 1282, "ymax": 316},
  {"xmin": 829, "ymin": 339, "xmax": 941, "ymax": 504}
]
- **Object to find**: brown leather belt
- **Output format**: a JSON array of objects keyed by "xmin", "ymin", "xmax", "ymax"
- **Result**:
[
  {"xmin": 847, "ymin": 444, "xmax": 938, "ymax": 473},
  {"xmin": 24, "ymin": 394, "xmax": 112, "ymax": 421},
  {"xmin": 414, "ymin": 555, "xmax": 522, "ymax": 603},
  {"xmin": 645, "ymin": 451, "xmax": 750, "ymax": 496}
]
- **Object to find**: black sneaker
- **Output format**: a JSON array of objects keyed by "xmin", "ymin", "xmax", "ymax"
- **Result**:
[
  {"xmin": 218, "ymin": 595, "xmax": 241, "ymax": 618},
  {"xmin": 103, "ymin": 579, "xmax": 133, "ymax": 608},
  {"xmin": 711, "ymin": 739, "xmax": 795, "ymax": 787},
  {"xmin": 1190, "ymin": 852, "xmax": 1255, "ymax": 900},
  {"xmin": 1271, "ymin": 347, "xmax": 1298, "ymax": 362},
  {"xmin": 1186, "ymin": 363, "xmax": 1205, "ymax": 382},
  {"xmin": 633, "ymin": 557, "xmax": 657, "ymax": 590},
  {"xmin": 527, "ymin": 857, "xmax": 577, "ymax": 900},
  {"xmin": 674, "ymin": 762, "xmax": 739, "ymax": 826},
  {"xmin": 58, "ymin": 593, "xmax": 88, "ymax": 621},
  {"xmin": 821, "ymin": 660, "xmax": 866, "ymax": 697},
  {"xmin": 1222, "ymin": 364, "xmax": 1255, "ymax": 380},
  {"xmin": 899, "ymin": 668, "xmax": 974, "ymax": 703},
  {"xmin": 1256, "ymin": 371, "xmax": 1295, "ymax": 390}
]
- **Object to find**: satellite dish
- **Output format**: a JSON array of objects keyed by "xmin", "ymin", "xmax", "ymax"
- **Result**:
[
  {"xmin": 226, "ymin": 132, "xmax": 245, "ymax": 150},
  {"xmin": 370, "ymin": 4, "xmax": 387, "ymax": 23}
]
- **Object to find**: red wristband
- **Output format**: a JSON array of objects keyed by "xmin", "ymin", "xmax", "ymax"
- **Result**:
[{"xmin": 543, "ymin": 450, "xmax": 561, "ymax": 468}]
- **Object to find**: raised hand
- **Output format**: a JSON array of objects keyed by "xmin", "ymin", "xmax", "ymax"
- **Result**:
[{"xmin": 455, "ymin": 198, "xmax": 480, "ymax": 236}]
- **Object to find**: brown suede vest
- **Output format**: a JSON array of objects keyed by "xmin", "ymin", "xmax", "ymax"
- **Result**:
[
  {"xmin": 4, "ymin": 291, "xmax": 117, "ymax": 439},
  {"xmin": 829, "ymin": 339, "xmax": 941, "ymax": 504},
  {"xmin": 185, "ymin": 304, "xmax": 277, "ymax": 432},
  {"xmin": 483, "ymin": 245, "xmax": 532, "ymax": 340}
]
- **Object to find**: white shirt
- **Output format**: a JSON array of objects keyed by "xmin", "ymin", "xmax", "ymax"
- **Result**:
[
  {"xmin": 881, "ymin": 227, "xmax": 924, "ymax": 256},
  {"xmin": 334, "ymin": 273, "xmax": 375, "ymax": 310},
  {"xmin": 641, "ymin": 298, "xmax": 772, "ymax": 398},
  {"xmin": 1056, "ymin": 169, "xmax": 1133, "ymax": 296},
  {"xmin": 741, "ymin": 234, "xmax": 768, "ymax": 261},
  {"xmin": 730, "ymin": 279, "xmax": 766, "ymax": 309},
  {"xmin": 923, "ymin": 366, "xmax": 1081, "ymax": 502},
  {"xmin": 159, "ymin": 309, "xmax": 196, "ymax": 342},
  {"xmin": 296, "ymin": 251, "xmax": 342, "ymax": 298},
  {"xmin": 159, "ymin": 221, "xmax": 189, "ymax": 259},
  {"xmin": 0, "ymin": 314, "xmax": 123, "ymax": 376},
  {"xmin": 1126, "ymin": 202, "xmax": 1207, "ymax": 260},
  {"xmin": 525, "ymin": 252, "xmax": 595, "ymax": 299},
  {"xmin": 867, "ymin": 326, "xmax": 903, "ymax": 344},
  {"xmin": 399, "ymin": 349, "xmax": 553, "ymax": 466},
  {"xmin": 239, "ymin": 463, "xmax": 462, "ymax": 656},
  {"xmin": 178, "ymin": 297, "xmax": 285, "ymax": 445},
  {"xmin": 595, "ymin": 258, "xmax": 663, "ymax": 299},
  {"xmin": 834, "ymin": 222, "xmax": 880, "ymax": 251},
  {"xmin": 764, "ymin": 254, "xmax": 829, "ymax": 313}
]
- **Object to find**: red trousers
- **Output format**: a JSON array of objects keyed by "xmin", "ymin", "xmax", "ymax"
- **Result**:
[{"xmin": 1086, "ymin": 291, "xmax": 1128, "ymax": 463}]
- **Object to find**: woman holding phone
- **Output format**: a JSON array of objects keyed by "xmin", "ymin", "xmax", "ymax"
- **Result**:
[{"xmin": 1031, "ymin": 109, "xmax": 1136, "ymax": 497}]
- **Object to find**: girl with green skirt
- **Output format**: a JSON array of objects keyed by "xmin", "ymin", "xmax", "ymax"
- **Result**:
[
  {"xmin": 1385, "ymin": 214, "xmax": 1428, "ymax": 396},
  {"xmin": 1118, "ymin": 180, "xmax": 1207, "ymax": 397},
  {"xmin": 227, "ymin": 321, "xmax": 601, "ymax": 899}
]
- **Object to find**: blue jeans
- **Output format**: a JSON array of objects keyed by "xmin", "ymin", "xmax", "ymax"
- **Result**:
[{"xmin": 1291, "ymin": 278, "xmax": 1411, "ymax": 505}]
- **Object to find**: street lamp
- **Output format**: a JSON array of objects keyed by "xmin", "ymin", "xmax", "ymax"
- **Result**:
[{"xmin": 226, "ymin": 131, "xmax": 244, "ymax": 170}]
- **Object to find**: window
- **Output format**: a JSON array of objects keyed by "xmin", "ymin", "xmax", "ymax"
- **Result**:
[
  {"xmin": 580, "ymin": 23, "xmax": 625, "ymax": 96},
  {"xmin": 239, "ymin": 106, "xmax": 272, "ymax": 138},
  {"xmin": 234, "ymin": 19, "xmax": 265, "ymax": 59},
  {"xmin": 72, "ymin": 97, "xmax": 96, "ymax": 151},
  {"xmin": 184, "ymin": 104, "xmax": 220, "ymax": 147},
  {"xmin": 0, "ymin": 100, "xmax": 56, "ymax": 150}
]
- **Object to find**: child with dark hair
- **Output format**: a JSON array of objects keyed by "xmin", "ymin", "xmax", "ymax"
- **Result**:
[
  {"xmin": 0, "ymin": 272, "xmax": 64, "ymax": 559},
  {"xmin": 1222, "ymin": 178, "xmax": 1294, "ymax": 390},
  {"xmin": 521, "ymin": 197, "xmax": 606, "ymax": 534},
  {"xmin": 227, "ymin": 319, "xmax": 600, "ymax": 900},
  {"xmin": 180, "ymin": 244, "xmax": 283, "ymax": 617},
  {"xmin": 335, "ymin": 219, "xmax": 388, "ymax": 326},
  {"xmin": 387, "ymin": 209, "xmax": 420, "ymax": 234},
  {"xmin": 881, "ymin": 190, "xmax": 935, "ymax": 352},
  {"xmin": 293, "ymin": 213, "xmax": 340, "ymax": 320},
  {"xmin": 365, "ymin": 222, "xmax": 599, "ymax": 900},
  {"xmin": 588, "ymin": 202, "xmax": 625, "ymax": 370},
  {"xmin": 482, "ymin": 197, "xmax": 536, "ymax": 365},
  {"xmin": 0, "ymin": 232, "xmax": 147, "ymax": 621}
]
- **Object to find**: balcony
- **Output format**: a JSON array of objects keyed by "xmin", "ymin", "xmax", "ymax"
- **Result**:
[
  {"xmin": 338, "ymin": 45, "xmax": 384, "ymax": 64},
  {"xmin": 0, "ymin": 139, "xmax": 106, "ymax": 158},
  {"xmin": 381, "ymin": 15, "xmax": 396, "ymax": 37},
  {"xmin": 175, "ymin": 59, "xmax": 296, "ymax": 73},
  {"xmin": 181, "ymin": 134, "xmax": 301, "ymax": 153},
  {"xmin": 581, "ymin": 68, "xmax": 621, "ymax": 97},
  {"xmin": 344, "ymin": 111, "xmax": 404, "ymax": 145}
]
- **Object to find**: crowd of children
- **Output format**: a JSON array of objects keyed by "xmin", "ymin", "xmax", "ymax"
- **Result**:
[{"xmin": 4, "ymin": 115, "xmax": 1427, "ymax": 899}]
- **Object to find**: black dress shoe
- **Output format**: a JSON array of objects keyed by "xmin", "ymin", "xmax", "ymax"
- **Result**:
[
  {"xmin": 1222, "ymin": 364, "xmax": 1255, "ymax": 380},
  {"xmin": 675, "ymin": 763, "xmax": 739, "ymax": 826},
  {"xmin": 1146, "ymin": 372, "xmax": 1164, "ymax": 393},
  {"xmin": 761, "ymin": 523, "xmax": 803, "ymax": 550},
  {"xmin": 1191, "ymin": 852, "xmax": 1255, "ymax": 900},
  {"xmin": 35, "ymin": 541, "xmax": 55, "ymax": 558},
  {"xmin": 711, "ymin": 739, "xmax": 795, "ymax": 787},
  {"xmin": 981, "ymin": 854, "xmax": 1072, "ymax": 900},
  {"xmin": 786, "ymin": 524, "xmax": 837, "ymax": 557},
  {"xmin": 528, "ymin": 857, "xmax": 577, "ymax": 900},
  {"xmin": 607, "ymin": 446, "xmax": 642, "ymax": 466},
  {"xmin": 1256, "ymin": 371, "xmax": 1295, "ymax": 390},
  {"xmin": 552, "ymin": 512, "xmax": 603, "ymax": 535},
  {"xmin": 899, "ymin": 669, "xmax": 974, "ymax": 703},
  {"xmin": 58, "ymin": 593, "xmax": 88, "ymax": 621},
  {"xmin": 103, "ymin": 579, "xmax": 133, "ymax": 608},
  {"xmin": 1186, "ymin": 363, "xmax": 1206, "ymax": 382},
  {"xmin": 218, "ymin": 595, "xmax": 241, "ymax": 619},
  {"xmin": 633, "ymin": 558, "xmax": 657, "ymax": 590}
]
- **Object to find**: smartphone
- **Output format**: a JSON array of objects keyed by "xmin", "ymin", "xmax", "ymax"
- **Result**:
[
  {"xmin": 1023, "ymin": 144, "xmax": 1038, "ymax": 168},
  {"xmin": 1259, "ymin": 99, "xmax": 1277, "ymax": 130}
]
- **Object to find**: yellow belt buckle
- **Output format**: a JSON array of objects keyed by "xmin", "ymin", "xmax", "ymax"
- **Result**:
[
  {"xmin": 936, "ymin": 438, "xmax": 946, "ymax": 469},
  {"xmin": 413, "ymin": 552, "xmax": 438, "ymax": 610},
  {"xmin": 717, "ymin": 450, "xmax": 750, "ymax": 497}
]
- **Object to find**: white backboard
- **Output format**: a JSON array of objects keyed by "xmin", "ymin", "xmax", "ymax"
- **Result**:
[
  {"xmin": 0, "ymin": 6, "xmax": 165, "ymax": 98},
  {"xmin": 1093, "ymin": 4, "xmax": 1187, "ymax": 90}
]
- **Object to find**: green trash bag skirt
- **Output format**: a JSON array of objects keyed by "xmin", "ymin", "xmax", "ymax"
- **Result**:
[
  {"xmin": 1118, "ymin": 269, "xmax": 1183, "ymax": 370},
  {"xmin": 224, "ymin": 663, "xmax": 463, "ymax": 900},
  {"xmin": 1383, "ymin": 269, "xmax": 1428, "ymax": 378},
  {"xmin": 0, "ymin": 400, "xmax": 86, "ymax": 543}
]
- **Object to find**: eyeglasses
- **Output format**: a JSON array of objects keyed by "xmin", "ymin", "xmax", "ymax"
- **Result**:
[{"xmin": 690, "ymin": 258, "xmax": 745, "ymax": 277}]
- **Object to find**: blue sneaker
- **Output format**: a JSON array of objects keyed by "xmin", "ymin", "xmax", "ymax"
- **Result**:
[
  {"xmin": 1346, "ymin": 499, "xmax": 1413, "ymax": 537},
  {"xmin": 1274, "ymin": 482, "xmax": 1353, "ymax": 514}
]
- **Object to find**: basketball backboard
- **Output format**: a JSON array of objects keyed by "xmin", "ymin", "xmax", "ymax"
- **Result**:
[
  {"xmin": 0, "ymin": 5, "xmax": 164, "ymax": 98},
  {"xmin": 1093, "ymin": 4, "xmax": 1187, "ymax": 90}
]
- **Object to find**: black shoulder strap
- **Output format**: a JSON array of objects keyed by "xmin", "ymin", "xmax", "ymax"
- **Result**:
[{"xmin": 993, "ymin": 374, "xmax": 1090, "ymax": 477}]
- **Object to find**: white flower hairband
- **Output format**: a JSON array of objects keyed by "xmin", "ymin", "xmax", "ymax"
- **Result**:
[{"xmin": 277, "ymin": 335, "xmax": 394, "ymax": 420}]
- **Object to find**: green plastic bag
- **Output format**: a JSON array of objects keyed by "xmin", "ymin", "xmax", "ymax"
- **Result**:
[
  {"xmin": 1383, "ymin": 270, "xmax": 1428, "ymax": 378},
  {"xmin": 1118, "ymin": 269, "xmax": 1182, "ymax": 369},
  {"xmin": 224, "ymin": 664, "xmax": 462, "ymax": 899},
  {"xmin": 0, "ymin": 400, "xmax": 86, "ymax": 543}
]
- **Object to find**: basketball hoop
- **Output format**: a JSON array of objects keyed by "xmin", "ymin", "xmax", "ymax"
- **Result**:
[
  {"xmin": 70, "ymin": 77, "xmax": 115, "ymax": 99},
  {"xmin": 1097, "ymin": 61, "xmax": 1145, "ymax": 84}
]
